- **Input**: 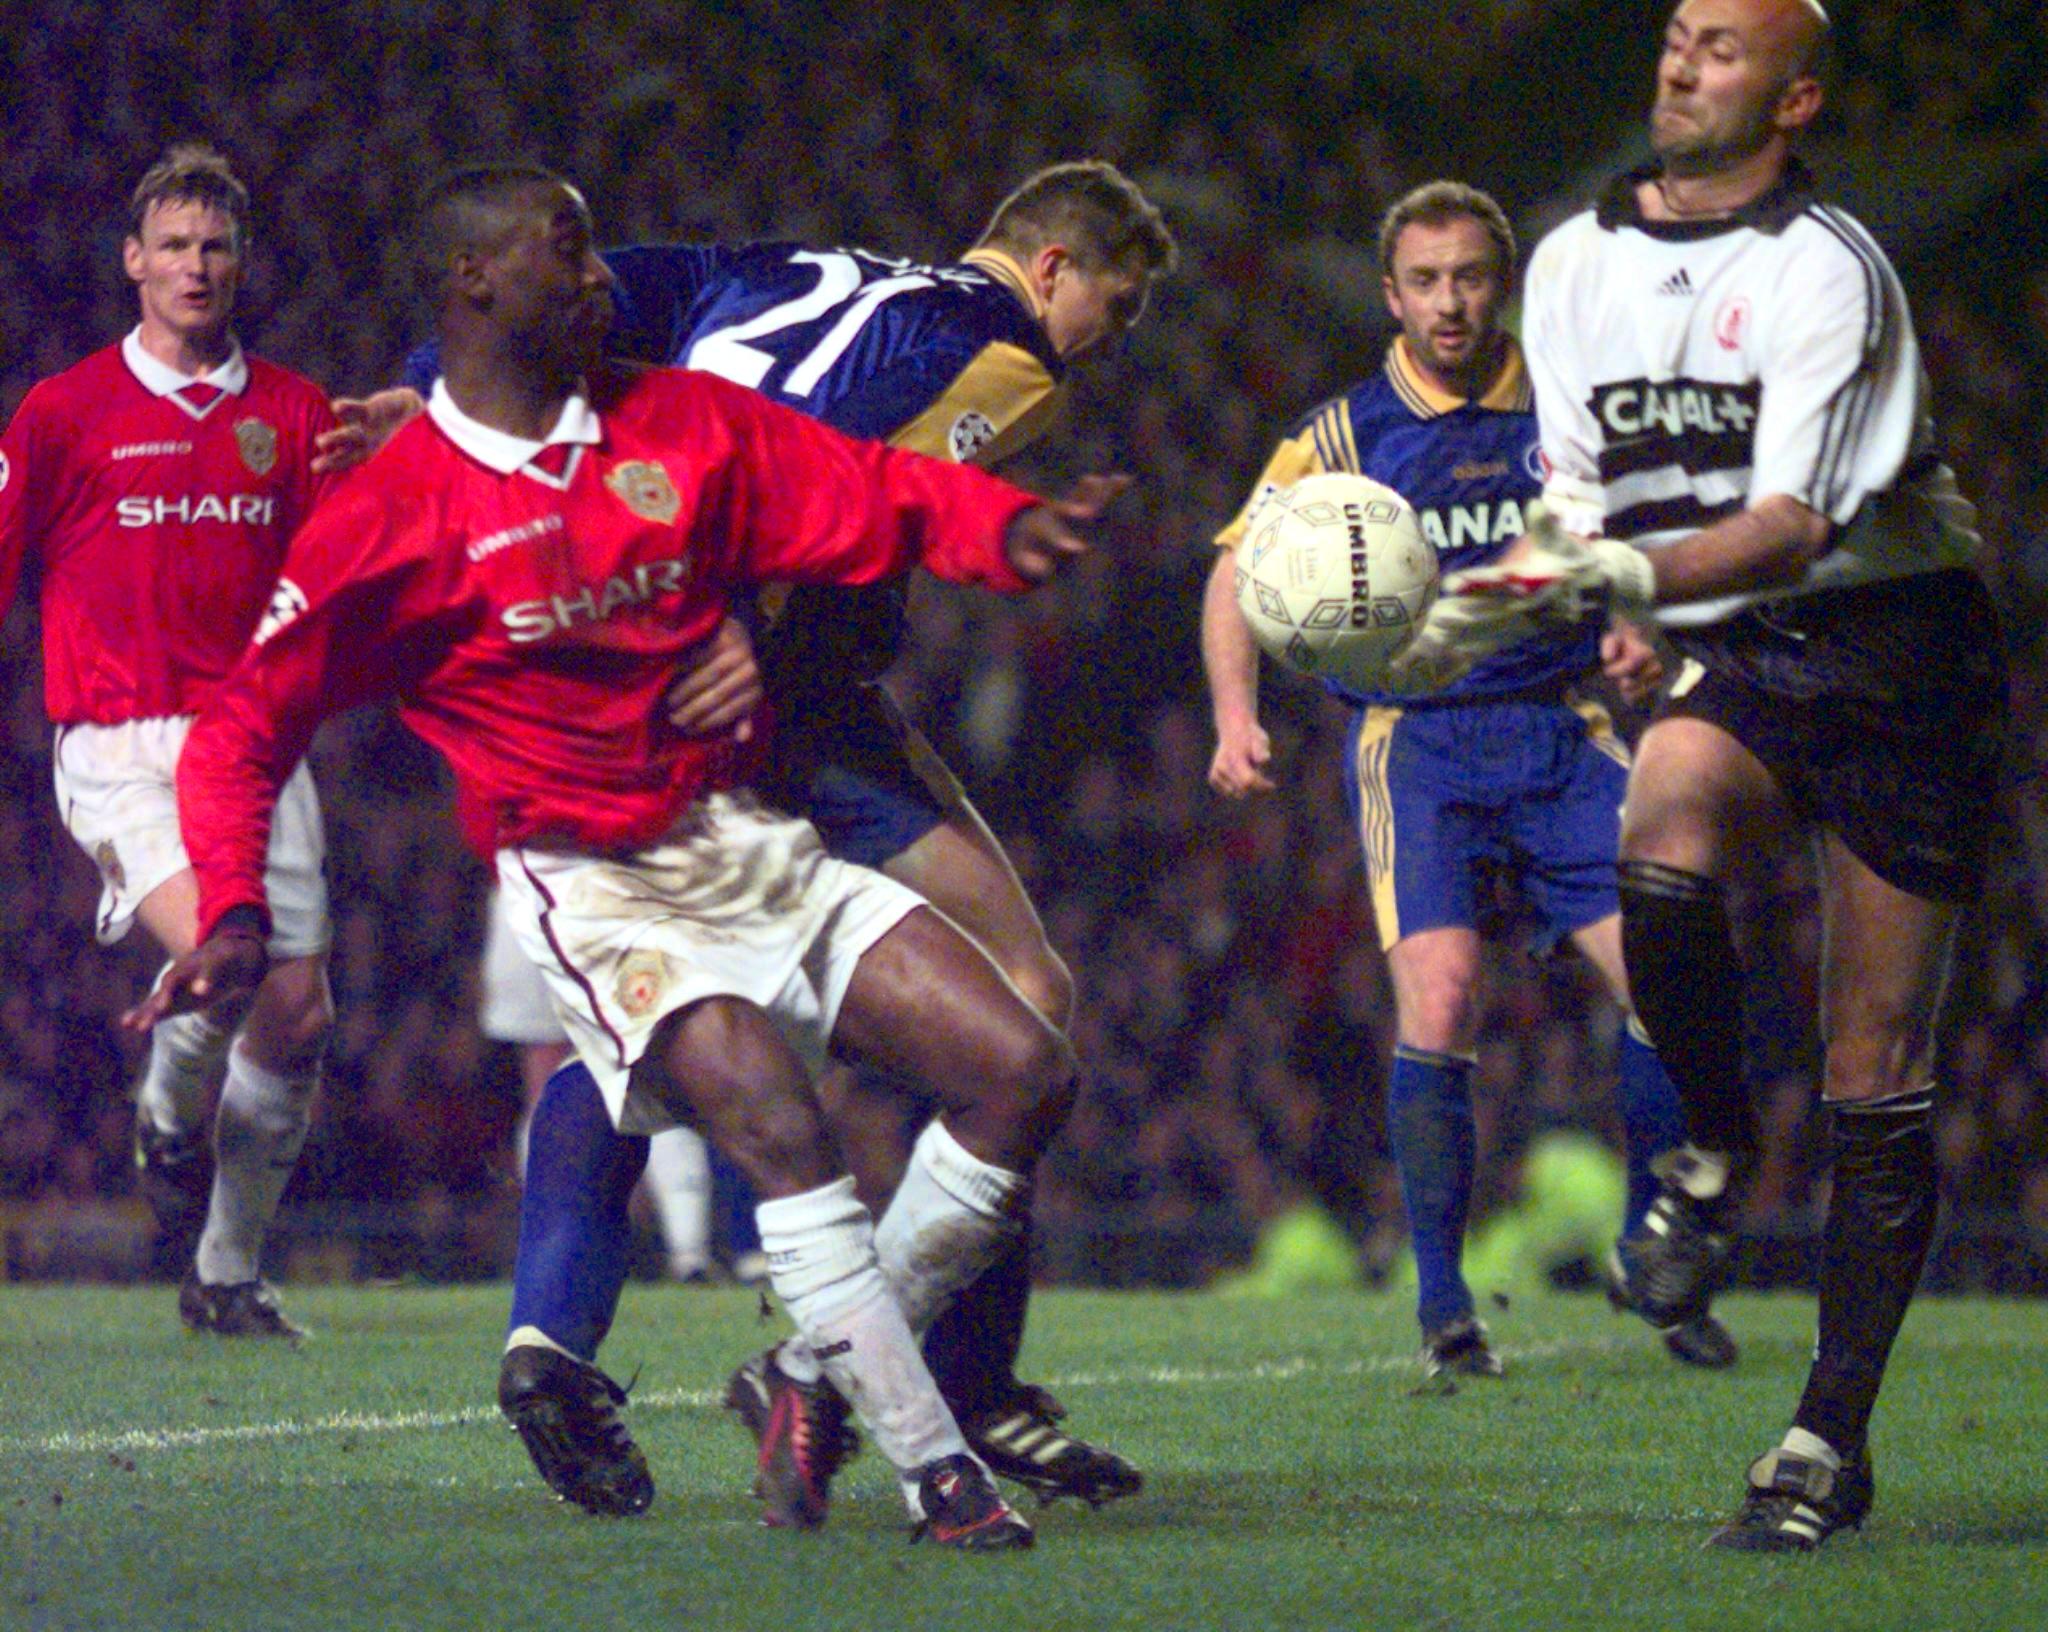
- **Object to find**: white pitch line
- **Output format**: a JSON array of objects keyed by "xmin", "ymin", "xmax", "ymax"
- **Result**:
[{"xmin": 6, "ymin": 1335, "xmax": 1626, "ymax": 1459}]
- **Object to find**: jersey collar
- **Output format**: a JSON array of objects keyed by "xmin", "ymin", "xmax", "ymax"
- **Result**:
[
  {"xmin": 121, "ymin": 329, "xmax": 250, "ymax": 399},
  {"xmin": 1594, "ymin": 157, "xmax": 1817, "ymax": 240},
  {"xmin": 961, "ymin": 247, "xmax": 1044, "ymax": 324},
  {"xmin": 1385, "ymin": 335, "xmax": 1531, "ymax": 418},
  {"xmin": 428, "ymin": 378, "xmax": 603, "ymax": 479}
]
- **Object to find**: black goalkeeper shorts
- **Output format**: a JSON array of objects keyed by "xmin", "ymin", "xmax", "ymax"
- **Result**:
[{"xmin": 1659, "ymin": 569, "xmax": 2008, "ymax": 903}]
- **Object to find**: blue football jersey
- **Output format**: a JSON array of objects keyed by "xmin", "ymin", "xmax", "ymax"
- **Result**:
[
  {"xmin": 405, "ymin": 241, "xmax": 1065, "ymax": 459},
  {"xmin": 1216, "ymin": 338, "xmax": 1598, "ymax": 706},
  {"xmin": 603, "ymin": 242, "xmax": 1065, "ymax": 456},
  {"xmin": 401, "ymin": 241, "xmax": 1068, "ymax": 687}
]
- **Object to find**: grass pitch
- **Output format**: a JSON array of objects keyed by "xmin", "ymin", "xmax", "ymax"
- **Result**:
[{"xmin": 3, "ymin": 1284, "xmax": 2044, "ymax": 1632}]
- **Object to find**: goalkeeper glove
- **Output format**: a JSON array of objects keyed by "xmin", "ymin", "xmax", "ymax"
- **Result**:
[{"xmin": 1388, "ymin": 507, "xmax": 1656, "ymax": 694}]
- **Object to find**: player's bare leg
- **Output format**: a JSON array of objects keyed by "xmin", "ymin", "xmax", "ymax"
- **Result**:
[
  {"xmin": 1618, "ymin": 715, "xmax": 1794, "ymax": 1199},
  {"xmin": 661, "ymin": 984, "xmax": 1031, "ymax": 1545},
  {"xmin": 855, "ymin": 797, "xmax": 1134, "ymax": 1502},
  {"xmin": 132, "ymin": 868, "xmax": 327, "ymax": 1337},
  {"xmin": 883, "ymin": 804, "xmax": 1075, "ymax": 1027},
  {"xmin": 1709, "ymin": 833, "xmax": 1950, "ymax": 1535},
  {"xmin": 129, "ymin": 871, "xmax": 234, "ymax": 1268},
  {"xmin": 1383, "ymin": 926, "xmax": 1498, "ymax": 1377},
  {"xmin": 1706, "ymin": 835, "xmax": 1956, "ymax": 1551}
]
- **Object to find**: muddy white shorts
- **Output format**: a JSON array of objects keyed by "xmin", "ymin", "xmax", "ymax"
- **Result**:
[
  {"xmin": 496, "ymin": 789, "xmax": 924, "ymax": 1133},
  {"xmin": 478, "ymin": 885, "xmax": 569, "ymax": 1047},
  {"xmin": 53, "ymin": 716, "xmax": 329, "ymax": 959}
]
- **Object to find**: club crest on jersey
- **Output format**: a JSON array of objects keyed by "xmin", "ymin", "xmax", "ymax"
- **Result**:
[
  {"xmin": 1714, "ymin": 296, "xmax": 1751, "ymax": 352},
  {"xmin": 948, "ymin": 410, "xmax": 997, "ymax": 462},
  {"xmin": 605, "ymin": 461, "xmax": 680, "ymax": 524},
  {"xmin": 235, "ymin": 417, "xmax": 278, "ymax": 476},
  {"xmin": 614, "ymin": 949, "xmax": 675, "ymax": 1019}
]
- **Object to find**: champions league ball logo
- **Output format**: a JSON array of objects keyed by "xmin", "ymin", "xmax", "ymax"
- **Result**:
[{"xmin": 948, "ymin": 410, "xmax": 997, "ymax": 462}]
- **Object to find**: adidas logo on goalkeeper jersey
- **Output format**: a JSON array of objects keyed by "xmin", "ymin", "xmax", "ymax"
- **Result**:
[{"xmin": 1658, "ymin": 268, "xmax": 1694, "ymax": 297}]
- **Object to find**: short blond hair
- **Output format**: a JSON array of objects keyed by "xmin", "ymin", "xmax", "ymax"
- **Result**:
[
  {"xmin": 1376, "ymin": 181, "xmax": 1514, "ymax": 281},
  {"xmin": 129, "ymin": 142, "xmax": 252, "ymax": 251},
  {"xmin": 976, "ymin": 161, "xmax": 1177, "ymax": 277}
]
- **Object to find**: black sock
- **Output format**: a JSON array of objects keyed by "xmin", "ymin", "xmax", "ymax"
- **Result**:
[
  {"xmin": 922, "ymin": 1218, "xmax": 1032, "ymax": 1417},
  {"xmin": 1616, "ymin": 860, "xmax": 1757, "ymax": 1168},
  {"xmin": 1792, "ymin": 1091, "xmax": 1938, "ymax": 1462}
]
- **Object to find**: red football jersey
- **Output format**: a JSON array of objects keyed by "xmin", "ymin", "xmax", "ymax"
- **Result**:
[
  {"xmin": 0, "ymin": 332, "xmax": 336, "ymax": 723},
  {"xmin": 180, "ymin": 363, "xmax": 1040, "ymax": 939}
]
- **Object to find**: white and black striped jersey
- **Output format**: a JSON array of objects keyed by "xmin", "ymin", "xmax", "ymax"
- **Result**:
[{"xmin": 1524, "ymin": 161, "xmax": 1977, "ymax": 628}]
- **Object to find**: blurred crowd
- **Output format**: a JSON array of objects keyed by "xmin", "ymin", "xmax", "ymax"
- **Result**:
[{"xmin": 4, "ymin": 0, "xmax": 2048, "ymax": 1288}]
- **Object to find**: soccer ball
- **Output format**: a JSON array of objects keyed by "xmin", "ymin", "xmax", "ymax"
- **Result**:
[{"xmin": 1234, "ymin": 473, "xmax": 1437, "ymax": 692}]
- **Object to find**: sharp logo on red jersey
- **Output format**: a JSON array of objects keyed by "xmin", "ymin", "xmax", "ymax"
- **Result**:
[
  {"xmin": 235, "ymin": 417, "xmax": 279, "ymax": 476},
  {"xmin": 501, "ymin": 557, "xmax": 693, "ymax": 644},
  {"xmin": 115, "ymin": 494, "xmax": 277, "ymax": 528},
  {"xmin": 604, "ymin": 461, "xmax": 680, "ymax": 523}
]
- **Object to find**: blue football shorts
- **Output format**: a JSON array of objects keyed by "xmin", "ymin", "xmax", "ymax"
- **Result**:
[
  {"xmin": 1344, "ymin": 695, "xmax": 1630, "ymax": 952},
  {"xmin": 769, "ymin": 681, "xmax": 951, "ymax": 870}
]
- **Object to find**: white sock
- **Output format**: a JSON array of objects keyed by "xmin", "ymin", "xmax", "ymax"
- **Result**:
[
  {"xmin": 755, "ymin": 1176, "xmax": 967, "ymax": 1478},
  {"xmin": 135, "ymin": 1006, "xmax": 233, "ymax": 1135},
  {"xmin": 505, "ymin": 1324, "xmax": 574, "ymax": 1358},
  {"xmin": 644, "ymin": 1126, "xmax": 712, "ymax": 1277},
  {"xmin": 194, "ymin": 1042, "xmax": 317, "ymax": 1286},
  {"xmin": 1781, "ymin": 1426, "xmax": 1841, "ymax": 1471},
  {"xmin": 873, "ymin": 1119, "xmax": 1028, "ymax": 1334},
  {"xmin": 1669, "ymin": 1143, "xmax": 1731, "ymax": 1202}
]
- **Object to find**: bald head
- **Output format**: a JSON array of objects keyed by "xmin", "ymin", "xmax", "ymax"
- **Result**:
[
  {"xmin": 1653, "ymin": 0, "xmax": 1828, "ymax": 179},
  {"xmin": 1756, "ymin": 0, "xmax": 1830, "ymax": 81}
]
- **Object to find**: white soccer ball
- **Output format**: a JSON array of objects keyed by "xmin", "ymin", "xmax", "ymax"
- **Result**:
[{"xmin": 1234, "ymin": 472, "xmax": 1437, "ymax": 692}]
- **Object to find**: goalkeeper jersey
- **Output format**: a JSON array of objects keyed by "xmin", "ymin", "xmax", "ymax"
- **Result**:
[
  {"xmin": 1524, "ymin": 160, "xmax": 1978, "ymax": 628},
  {"xmin": 1215, "ymin": 336, "xmax": 1598, "ymax": 706}
]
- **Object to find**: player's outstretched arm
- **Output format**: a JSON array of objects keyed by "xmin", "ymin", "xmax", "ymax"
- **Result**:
[
  {"xmin": 1001, "ymin": 472, "xmax": 1130, "ymax": 584},
  {"xmin": 1200, "ymin": 547, "xmax": 1273, "ymax": 797},
  {"xmin": 311, "ymin": 388, "xmax": 426, "ymax": 475}
]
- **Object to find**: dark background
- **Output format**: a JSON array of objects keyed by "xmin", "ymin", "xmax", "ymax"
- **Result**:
[{"xmin": 4, "ymin": 0, "xmax": 2047, "ymax": 1291}]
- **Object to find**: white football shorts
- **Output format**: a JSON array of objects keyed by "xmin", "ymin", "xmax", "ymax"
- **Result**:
[
  {"xmin": 496, "ymin": 789, "xmax": 924, "ymax": 1133},
  {"xmin": 478, "ymin": 885, "xmax": 569, "ymax": 1046},
  {"xmin": 52, "ymin": 715, "xmax": 329, "ymax": 959}
]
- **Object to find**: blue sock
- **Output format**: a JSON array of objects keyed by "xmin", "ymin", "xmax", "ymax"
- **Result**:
[
  {"xmin": 1387, "ymin": 1046, "xmax": 1476, "ymax": 1332},
  {"xmin": 922, "ymin": 1223, "xmax": 1032, "ymax": 1417},
  {"xmin": 508, "ymin": 1060, "xmax": 647, "ymax": 1362},
  {"xmin": 1615, "ymin": 1017, "xmax": 1687, "ymax": 1238}
]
